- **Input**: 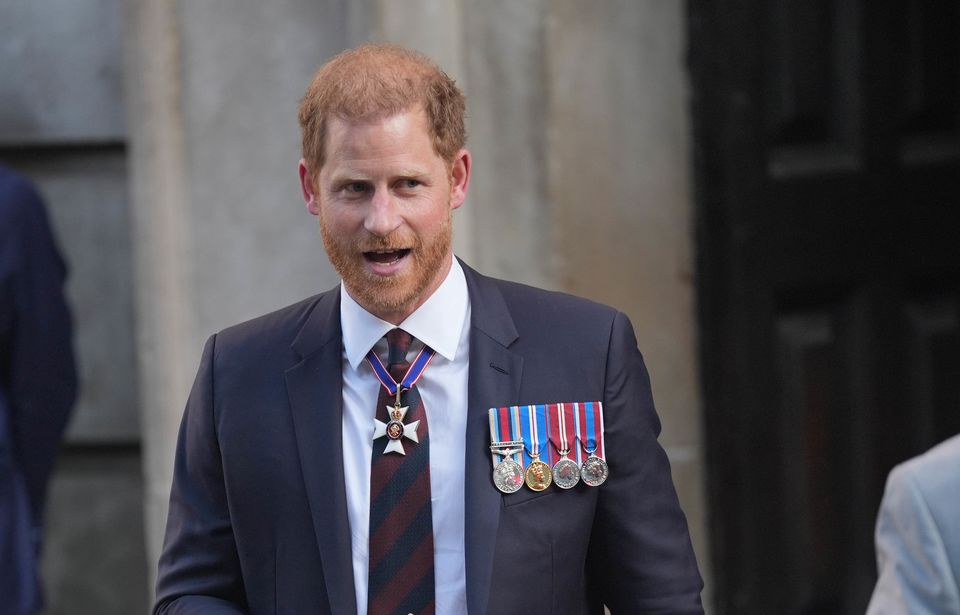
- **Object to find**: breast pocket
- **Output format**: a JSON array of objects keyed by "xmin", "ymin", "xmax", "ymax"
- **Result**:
[
  {"xmin": 490, "ymin": 485, "xmax": 597, "ymax": 614},
  {"xmin": 501, "ymin": 486, "xmax": 556, "ymax": 508}
]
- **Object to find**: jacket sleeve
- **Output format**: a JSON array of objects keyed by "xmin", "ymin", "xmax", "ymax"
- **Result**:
[
  {"xmin": 866, "ymin": 464, "xmax": 960, "ymax": 615},
  {"xmin": 589, "ymin": 311, "xmax": 704, "ymax": 614},
  {"xmin": 154, "ymin": 335, "xmax": 247, "ymax": 614}
]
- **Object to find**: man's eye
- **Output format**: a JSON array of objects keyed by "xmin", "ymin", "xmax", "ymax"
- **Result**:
[
  {"xmin": 345, "ymin": 182, "xmax": 368, "ymax": 194},
  {"xmin": 401, "ymin": 179, "xmax": 421, "ymax": 189}
]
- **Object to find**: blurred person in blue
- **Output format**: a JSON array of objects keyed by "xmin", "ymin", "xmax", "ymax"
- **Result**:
[
  {"xmin": 867, "ymin": 434, "xmax": 960, "ymax": 614},
  {"xmin": 0, "ymin": 165, "xmax": 77, "ymax": 615}
]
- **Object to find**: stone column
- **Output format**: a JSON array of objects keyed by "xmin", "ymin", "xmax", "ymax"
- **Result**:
[
  {"xmin": 122, "ymin": 0, "xmax": 197, "ymax": 578},
  {"xmin": 465, "ymin": 0, "xmax": 712, "ymax": 600},
  {"xmin": 125, "ymin": 0, "xmax": 350, "ymax": 580},
  {"xmin": 544, "ymin": 1, "xmax": 712, "ymax": 600}
]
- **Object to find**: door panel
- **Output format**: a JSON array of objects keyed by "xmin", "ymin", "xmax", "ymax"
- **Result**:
[{"xmin": 690, "ymin": 1, "xmax": 960, "ymax": 613}]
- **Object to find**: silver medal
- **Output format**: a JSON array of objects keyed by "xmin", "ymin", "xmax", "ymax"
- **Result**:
[
  {"xmin": 493, "ymin": 457, "xmax": 524, "ymax": 494},
  {"xmin": 580, "ymin": 454, "xmax": 609, "ymax": 487},
  {"xmin": 552, "ymin": 457, "xmax": 581, "ymax": 489}
]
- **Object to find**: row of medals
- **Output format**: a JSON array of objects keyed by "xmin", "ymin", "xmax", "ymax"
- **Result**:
[{"xmin": 490, "ymin": 440, "xmax": 609, "ymax": 494}]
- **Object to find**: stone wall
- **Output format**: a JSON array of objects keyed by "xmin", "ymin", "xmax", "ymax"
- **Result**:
[{"xmin": 123, "ymin": 0, "xmax": 349, "ymax": 575}]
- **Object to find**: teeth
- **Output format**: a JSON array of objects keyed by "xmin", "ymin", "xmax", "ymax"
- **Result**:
[{"xmin": 365, "ymin": 249, "xmax": 407, "ymax": 265}]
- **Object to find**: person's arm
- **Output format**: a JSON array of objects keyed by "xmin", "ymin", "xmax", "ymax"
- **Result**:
[
  {"xmin": 6, "ymin": 175, "xmax": 77, "ymax": 536},
  {"xmin": 866, "ymin": 464, "xmax": 960, "ymax": 615},
  {"xmin": 154, "ymin": 335, "xmax": 247, "ymax": 614},
  {"xmin": 588, "ymin": 311, "xmax": 704, "ymax": 613}
]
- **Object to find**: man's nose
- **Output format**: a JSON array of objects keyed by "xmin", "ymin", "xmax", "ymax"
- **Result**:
[{"xmin": 364, "ymin": 188, "xmax": 402, "ymax": 237}]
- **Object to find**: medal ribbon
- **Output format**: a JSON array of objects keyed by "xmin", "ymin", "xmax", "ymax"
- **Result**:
[
  {"xmin": 489, "ymin": 406, "xmax": 523, "ymax": 467},
  {"xmin": 567, "ymin": 403, "xmax": 582, "ymax": 464},
  {"xmin": 511, "ymin": 406, "xmax": 522, "ymax": 465},
  {"xmin": 576, "ymin": 401, "xmax": 605, "ymax": 459},
  {"xmin": 365, "ymin": 343, "xmax": 436, "ymax": 397},
  {"xmin": 572, "ymin": 403, "xmax": 582, "ymax": 464},
  {"xmin": 545, "ymin": 404, "xmax": 558, "ymax": 466},
  {"xmin": 488, "ymin": 410, "xmax": 498, "ymax": 467},
  {"xmin": 522, "ymin": 405, "xmax": 548, "ymax": 467},
  {"xmin": 546, "ymin": 403, "xmax": 580, "ymax": 466}
]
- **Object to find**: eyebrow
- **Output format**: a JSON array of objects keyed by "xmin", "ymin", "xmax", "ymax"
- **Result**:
[{"xmin": 326, "ymin": 166, "xmax": 428, "ymax": 183}]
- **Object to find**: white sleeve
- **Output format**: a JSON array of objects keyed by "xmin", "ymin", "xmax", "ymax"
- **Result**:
[{"xmin": 866, "ymin": 464, "xmax": 960, "ymax": 615}]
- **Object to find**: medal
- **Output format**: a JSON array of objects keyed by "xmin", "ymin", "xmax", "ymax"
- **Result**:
[
  {"xmin": 366, "ymin": 339, "xmax": 436, "ymax": 456},
  {"xmin": 489, "ymin": 407, "xmax": 526, "ymax": 494},
  {"xmin": 494, "ymin": 457, "xmax": 525, "ymax": 493},
  {"xmin": 490, "ymin": 401, "xmax": 607, "ymax": 492},
  {"xmin": 579, "ymin": 449, "xmax": 609, "ymax": 487},
  {"xmin": 552, "ymin": 457, "xmax": 580, "ymax": 488},
  {"xmin": 547, "ymin": 403, "xmax": 580, "ymax": 489},
  {"xmin": 524, "ymin": 455, "xmax": 552, "ymax": 491},
  {"xmin": 491, "ymin": 444, "xmax": 525, "ymax": 494},
  {"xmin": 372, "ymin": 388, "xmax": 420, "ymax": 455},
  {"xmin": 522, "ymin": 405, "xmax": 552, "ymax": 491},
  {"xmin": 575, "ymin": 401, "xmax": 609, "ymax": 487}
]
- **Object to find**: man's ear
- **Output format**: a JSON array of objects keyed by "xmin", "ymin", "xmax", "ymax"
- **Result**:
[
  {"xmin": 448, "ymin": 149, "xmax": 471, "ymax": 210},
  {"xmin": 299, "ymin": 159, "xmax": 320, "ymax": 216}
]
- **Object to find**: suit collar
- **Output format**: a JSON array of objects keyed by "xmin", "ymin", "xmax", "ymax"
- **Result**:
[
  {"xmin": 460, "ymin": 258, "xmax": 518, "ymax": 348},
  {"xmin": 290, "ymin": 286, "xmax": 340, "ymax": 360},
  {"xmin": 285, "ymin": 286, "xmax": 358, "ymax": 615},
  {"xmin": 461, "ymin": 261, "xmax": 523, "ymax": 615}
]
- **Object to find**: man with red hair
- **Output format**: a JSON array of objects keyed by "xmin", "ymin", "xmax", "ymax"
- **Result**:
[{"xmin": 155, "ymin": 44, "xmax": 703, "ymax": 615}]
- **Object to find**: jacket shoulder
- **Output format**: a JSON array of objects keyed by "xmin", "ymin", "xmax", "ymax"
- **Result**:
[
  {"xmin": 892, "ymin": 434, "xmax": 960, "ymax": 506},
  {"xmin": 481, "ymin": 273, "xmax": 621, "ymax": 329},
  {"xmin": 212, "ymin": 289, "xmax": 335, "ymax": 359}
]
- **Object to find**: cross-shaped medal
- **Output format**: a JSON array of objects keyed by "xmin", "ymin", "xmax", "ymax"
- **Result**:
[{"xmin": 372, "ymin": 387, "xmax": 420, "ymax": 455}]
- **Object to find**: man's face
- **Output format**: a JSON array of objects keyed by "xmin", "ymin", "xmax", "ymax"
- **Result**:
[{"xmin": 299, "ymin": 107, "xmax": 470, "ymax": 324}]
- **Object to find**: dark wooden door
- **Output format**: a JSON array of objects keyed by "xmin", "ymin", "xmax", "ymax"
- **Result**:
[{"xmin": 689, "ymin": 1, "xmax": 960, "ymax": 613}]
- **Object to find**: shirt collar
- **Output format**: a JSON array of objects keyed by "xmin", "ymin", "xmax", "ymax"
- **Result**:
[{"xmin": 340, "ymin": 257, "xmax": 469, "ymax": 370}]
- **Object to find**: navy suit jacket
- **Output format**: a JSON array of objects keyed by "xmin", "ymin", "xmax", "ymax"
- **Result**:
[
  {"xmin": 0, "ymin": 165, "xmax": 77, "ymax": 615},
  {"xmin": 155, "ymin": 261, "xmax": 703, "ymax": 614}
]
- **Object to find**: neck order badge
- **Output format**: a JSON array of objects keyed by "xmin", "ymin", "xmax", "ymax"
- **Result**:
[{"xmin": 366, "ymin": 338, "xmax": 436, "ymax": 456}]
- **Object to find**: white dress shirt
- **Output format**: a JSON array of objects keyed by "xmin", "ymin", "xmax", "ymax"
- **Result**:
[{"xmin": 340, "ymin": 258, "xmax": 471, "ymax": 615}]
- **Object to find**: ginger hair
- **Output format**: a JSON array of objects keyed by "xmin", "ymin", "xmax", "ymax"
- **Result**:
[{"xmin": 298, "ymin": 44, "xmax": 466, "ymax": 172}]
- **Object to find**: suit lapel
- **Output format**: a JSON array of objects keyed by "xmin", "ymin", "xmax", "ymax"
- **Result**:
[
  {"xmin": 462, "ymin": 263, "xmax": 523, "ymax": 615},
  {"xmin": 284, "ymin": 288, "xmax": 357, "ymax": 615}
]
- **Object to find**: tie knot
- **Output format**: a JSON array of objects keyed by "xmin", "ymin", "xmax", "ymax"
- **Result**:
[{"xmin": 385, "ymin": 328, "xmax": 413, "ymax": 367}]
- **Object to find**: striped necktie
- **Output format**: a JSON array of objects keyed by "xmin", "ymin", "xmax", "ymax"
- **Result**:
[{"xmin": 368, "ymin": 329, "xmax": 435, "ymax": 615}]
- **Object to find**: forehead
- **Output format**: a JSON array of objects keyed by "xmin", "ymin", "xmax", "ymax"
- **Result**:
[{"xmin": 324, "ymin": 108, "xmax": 436, "ymax": 167}]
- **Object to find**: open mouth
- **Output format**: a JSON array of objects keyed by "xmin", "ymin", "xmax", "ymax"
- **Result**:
[{"xmin": 363, "ymin": 249, "xmax": 411, "ymax": 265}]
